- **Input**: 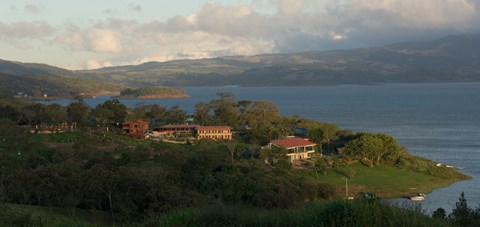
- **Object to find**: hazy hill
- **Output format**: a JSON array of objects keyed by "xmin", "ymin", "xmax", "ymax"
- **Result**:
[
  {"xmin": 0, "ymin": 72, "xmax": 125, "ymax": 98},
  {"xmin": 0, "ymin": 59, "xmax": 74, "ymax": 77},
  {"xmin": 74, "ymin": 34, "xmax": 480, "ymax": 86},
  {"xmin": 1, "ymin": 34, "xmax": 480, "ymax": 90}
]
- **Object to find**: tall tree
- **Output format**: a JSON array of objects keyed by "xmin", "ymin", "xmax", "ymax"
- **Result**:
[
  {"xmin": 67, "ymin": 101, "xmax": 91, "ymax": 126},
  {"xmin": 44, "ymin": 103, "xmax": 68, "ymax": 125},
  {"xmin": 450, "ymin": 192, "xmax": 474, "ymax": 226},
  {"xmin": 194, "ymin": 102, "xmax": 212, "ymax": 125},
  {"xmin": 210, "ymin": 93, "xmax": 239, "ymax": 127},
  {"xmin": 164, "ymin": 105, "xmax": 187, "ymax": 124},
  {"xmin": 92, "ymin": 99, "xmax": 127, "ymax": 127}
]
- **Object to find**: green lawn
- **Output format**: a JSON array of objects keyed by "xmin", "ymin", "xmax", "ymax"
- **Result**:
[{"xmin": 298, "ymin": 162, "xmax": 464, "ymax": 198}]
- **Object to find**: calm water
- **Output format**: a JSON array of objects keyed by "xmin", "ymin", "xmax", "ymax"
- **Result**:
[{"xmin": 44, "ymin": 83, "xmax": 480, "ymax": 213}]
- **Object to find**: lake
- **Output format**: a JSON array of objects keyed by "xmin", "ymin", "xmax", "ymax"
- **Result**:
[{"xmin": 42, "ymin": 83, "xmax": 480, "ymax": 213}]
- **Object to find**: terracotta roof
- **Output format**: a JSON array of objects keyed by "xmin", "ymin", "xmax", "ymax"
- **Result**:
[
  {"xmin": 157, "ymin": 124, "xmax": 199, "ymax": 129},
  {"xmin": 197, "ymin": 126, "xmax": 231, "ymax": 130},
  {"xmin": 270, "ymin": 138, "xmax": 316, "ymax": 148}
]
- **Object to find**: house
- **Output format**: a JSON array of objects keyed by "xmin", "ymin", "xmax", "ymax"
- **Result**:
[
  {"xmin": 196, "ymin": 126, "xmax": 232, "ymax": 140},
  {"xmin": 123, "ymin": 121, "xmax": 149, "ymax": 139},
  {"xmin": 151, "ymin": 124, "xmax": 232, "ymax": 141},
  {"xmin": 152, "ymin": 124, "xmax": 198, "ymax": 139},
  {"xmin": 268, "ymin": 137, "xmax": 316, "ymax": 163}
]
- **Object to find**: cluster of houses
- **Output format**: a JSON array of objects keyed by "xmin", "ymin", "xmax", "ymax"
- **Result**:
[
  {"xmin": 122, "ymin": 121, "xmax": 233, "ymax": 141},
  {"xmin": 122, "ymin": 121, "xmax": 317, "ymax": 165}
]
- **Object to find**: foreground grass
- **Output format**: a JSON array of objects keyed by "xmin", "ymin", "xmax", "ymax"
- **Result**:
[
  {"xmin": 144, "ymin": 200, "xmax": 446, "ymax": 227},
  {"xmin": 0, "ymin": 203, "xmax": 112, "ymax": 226},
  {"xmin": 297, "ymin": 162, "xmax": 469, "ymax": 198}
]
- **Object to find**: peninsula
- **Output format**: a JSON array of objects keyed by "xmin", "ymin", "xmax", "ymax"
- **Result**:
[{"xmin": 116, "ymin": 86, "xmax": 189, "ymax": 99}]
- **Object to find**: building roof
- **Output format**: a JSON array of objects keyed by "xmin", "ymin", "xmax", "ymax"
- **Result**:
[
  {"xmin": 270, "ymin": 138, "xmax": 316, "ymax": 148},
  {"xmin": 156, "ymin": 124, "xmax": 199, "ymax": 129},
  {"xmin": 197, "ymin": 126, "xmax": 231, "ymax": 130}
]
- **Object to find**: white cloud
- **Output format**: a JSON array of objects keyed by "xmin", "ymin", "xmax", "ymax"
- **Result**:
[
  {"xmin": 86, "ymin": 28, "xmax": 123, "ymax": 54},
  {"xmin": 5, "ymin": 0, "xmax": 480, "ymax": 69}
]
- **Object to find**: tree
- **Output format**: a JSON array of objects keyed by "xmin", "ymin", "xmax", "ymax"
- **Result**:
[
  {"xmin": 318, "ymin": 123, "xmax": 338, "ymax": 152},
  {"xmin": 67, "ymin": 101, "xmax": 90, "ymax": 126},
  {"xmin": 432, "ymin": 207, "xmax": 447, "ymax": 219},
  {"xmin": 344, "ymin": 134, "xmax": 383, "ymax": 167},
  {"xmin": 85, "ymin": 164, "xmax": 120, "ymax": 216},
  {"xmin": 164, "ymin": 105, "xmax": 187, "ymax": 124},
  {"xmin": 210, "ymin": 93, "xmax": 239, "ymax": 127},
  {"xmin": 243, "ymin": 101, "xmax": 280, "ymax": 127},
  {"xmin": 450, "ymin": 192, "xmax": 474, "ymax": 226},
  {"xmin": 225, "ymin": 140, "xmax": 238, "ymax": 163},
  {"xmin": 92, "ymin": 99, "xmax": 127, "ymax": 127},
  {"xmin": 374, "ymin": 134, "xmax": 403, "ymax": 165},
  {"xmin": 133, "ymin": 104, "xmax": 166, "ymax": 125},
  {"xmin": 0, "ymin": 104, "xmax": 22, "ymax": 123},
  {"xmin": 0, "ymin": 118, "xmax": 34, "ymax": 153},
  {"xmin": 44, "ymin": 103, "xmax": 68, "ymax": 125},
  {"xmin": 261, "ymin": 146, "xmax": 290, "ymax": 169},
  {"xmin": 313, "ymin": 157, "xmax": 333, "ymax": 176},
  {"xmin": 194, "ymin": 102, "xmax": 212, "ymax": 125},
  {"xmin": 125, "ymin": 104, "xmax": 148, "ymax": 122},
  {"xmin": 308, "ymin": 128, "xmax": 324, "ymax": 144},
  {"xmin": 343, "ymin": 133, "xmax": 404, "ymax": 167}
]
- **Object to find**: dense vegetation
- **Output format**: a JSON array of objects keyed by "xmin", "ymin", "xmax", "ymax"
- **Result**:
[
  {"xmin": 0, "ymin": 94, "xmax": 474, "ymax": 226},
  {"xmin": 118, "ymin": 86, "xmax": 188, "ymax": 98}
]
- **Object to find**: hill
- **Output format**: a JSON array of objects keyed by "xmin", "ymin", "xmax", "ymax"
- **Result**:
[
  {"xmin": 78, "ymin": 34, "xmax": 480, "ymax": 86},
  {"xmin": 1, "ymin": 34, "xmax": 480, "ymax": 89},
  {"xmin": 0, "ymin": 71, "xmax": 124, "ymax": 99}
]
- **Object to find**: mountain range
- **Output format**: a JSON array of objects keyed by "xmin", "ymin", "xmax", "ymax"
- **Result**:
[{"xmin": 1, "ymin": 34, "xmax": 479, "ymax": 97}]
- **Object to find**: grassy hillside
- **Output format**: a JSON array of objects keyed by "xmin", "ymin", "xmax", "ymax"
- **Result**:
[{"xmin": 297, "ymin": 162, "xmax": 468, "ymax": 198}]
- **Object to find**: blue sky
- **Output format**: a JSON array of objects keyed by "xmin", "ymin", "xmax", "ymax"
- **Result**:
[{"xmin": 1, "ymin": 0, "xmax": 479, "ymax": 69}]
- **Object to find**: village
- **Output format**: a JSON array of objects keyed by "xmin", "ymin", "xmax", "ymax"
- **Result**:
[{"xmin": 122, "ymin": 120, "xmax": 318, "ymax": 166}]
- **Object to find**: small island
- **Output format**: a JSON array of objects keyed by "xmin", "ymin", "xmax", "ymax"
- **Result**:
[{"xmin": 117, "ymin": 86, "xmax": 189, "ymax": 99}]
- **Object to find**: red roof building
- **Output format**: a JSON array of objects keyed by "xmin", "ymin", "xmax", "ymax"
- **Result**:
[
  {"xmin": 269, "ymin": 137, "xmax": 317, "ymax": 163},
  {"xmin": 150, "ymin": 125, "xmax": 232, "ymax": 141},
  {"xmin": 123, "ymin": 121, "xmax": 149, "ymax": 139}
]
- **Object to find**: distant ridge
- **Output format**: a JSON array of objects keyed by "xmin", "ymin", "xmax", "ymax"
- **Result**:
[
  {"xmin": 1, "ymin": 33, "xmax": 480, "ymax": 90},
  {"xmin": 0, "ymin": 59, "xmax": 123, "ymax": 98}
]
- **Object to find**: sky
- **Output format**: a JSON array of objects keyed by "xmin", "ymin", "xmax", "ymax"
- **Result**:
[{"xmin": 1, "ymin": 0, "xmax": 479, "ymax": 70}]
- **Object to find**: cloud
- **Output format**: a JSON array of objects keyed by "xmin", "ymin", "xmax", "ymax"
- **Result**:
[
  {"xmin": 16, "ymin": 0, "xmax": 480, "ymax": 69},
  {"xmin": 24, "ymin": 4, "xmax": 44, "ymax": 13},
  {"xmin": 273, "ymin": 0, "xmax": 306, "ymax": 15},
  {"xmin": 85, "ymin": 59, "xmax": 113, "ymax": 69},
  {"xmin": 0, "ymin": 21, "xmax": 53, "ymax": 49},
  {"xmin": 128, "ymin": 3, "xmax": 142, "ymax": 13},
  {"xmin": 87, "ymin": 28, "xmax": 123, "ymax": 54}
]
